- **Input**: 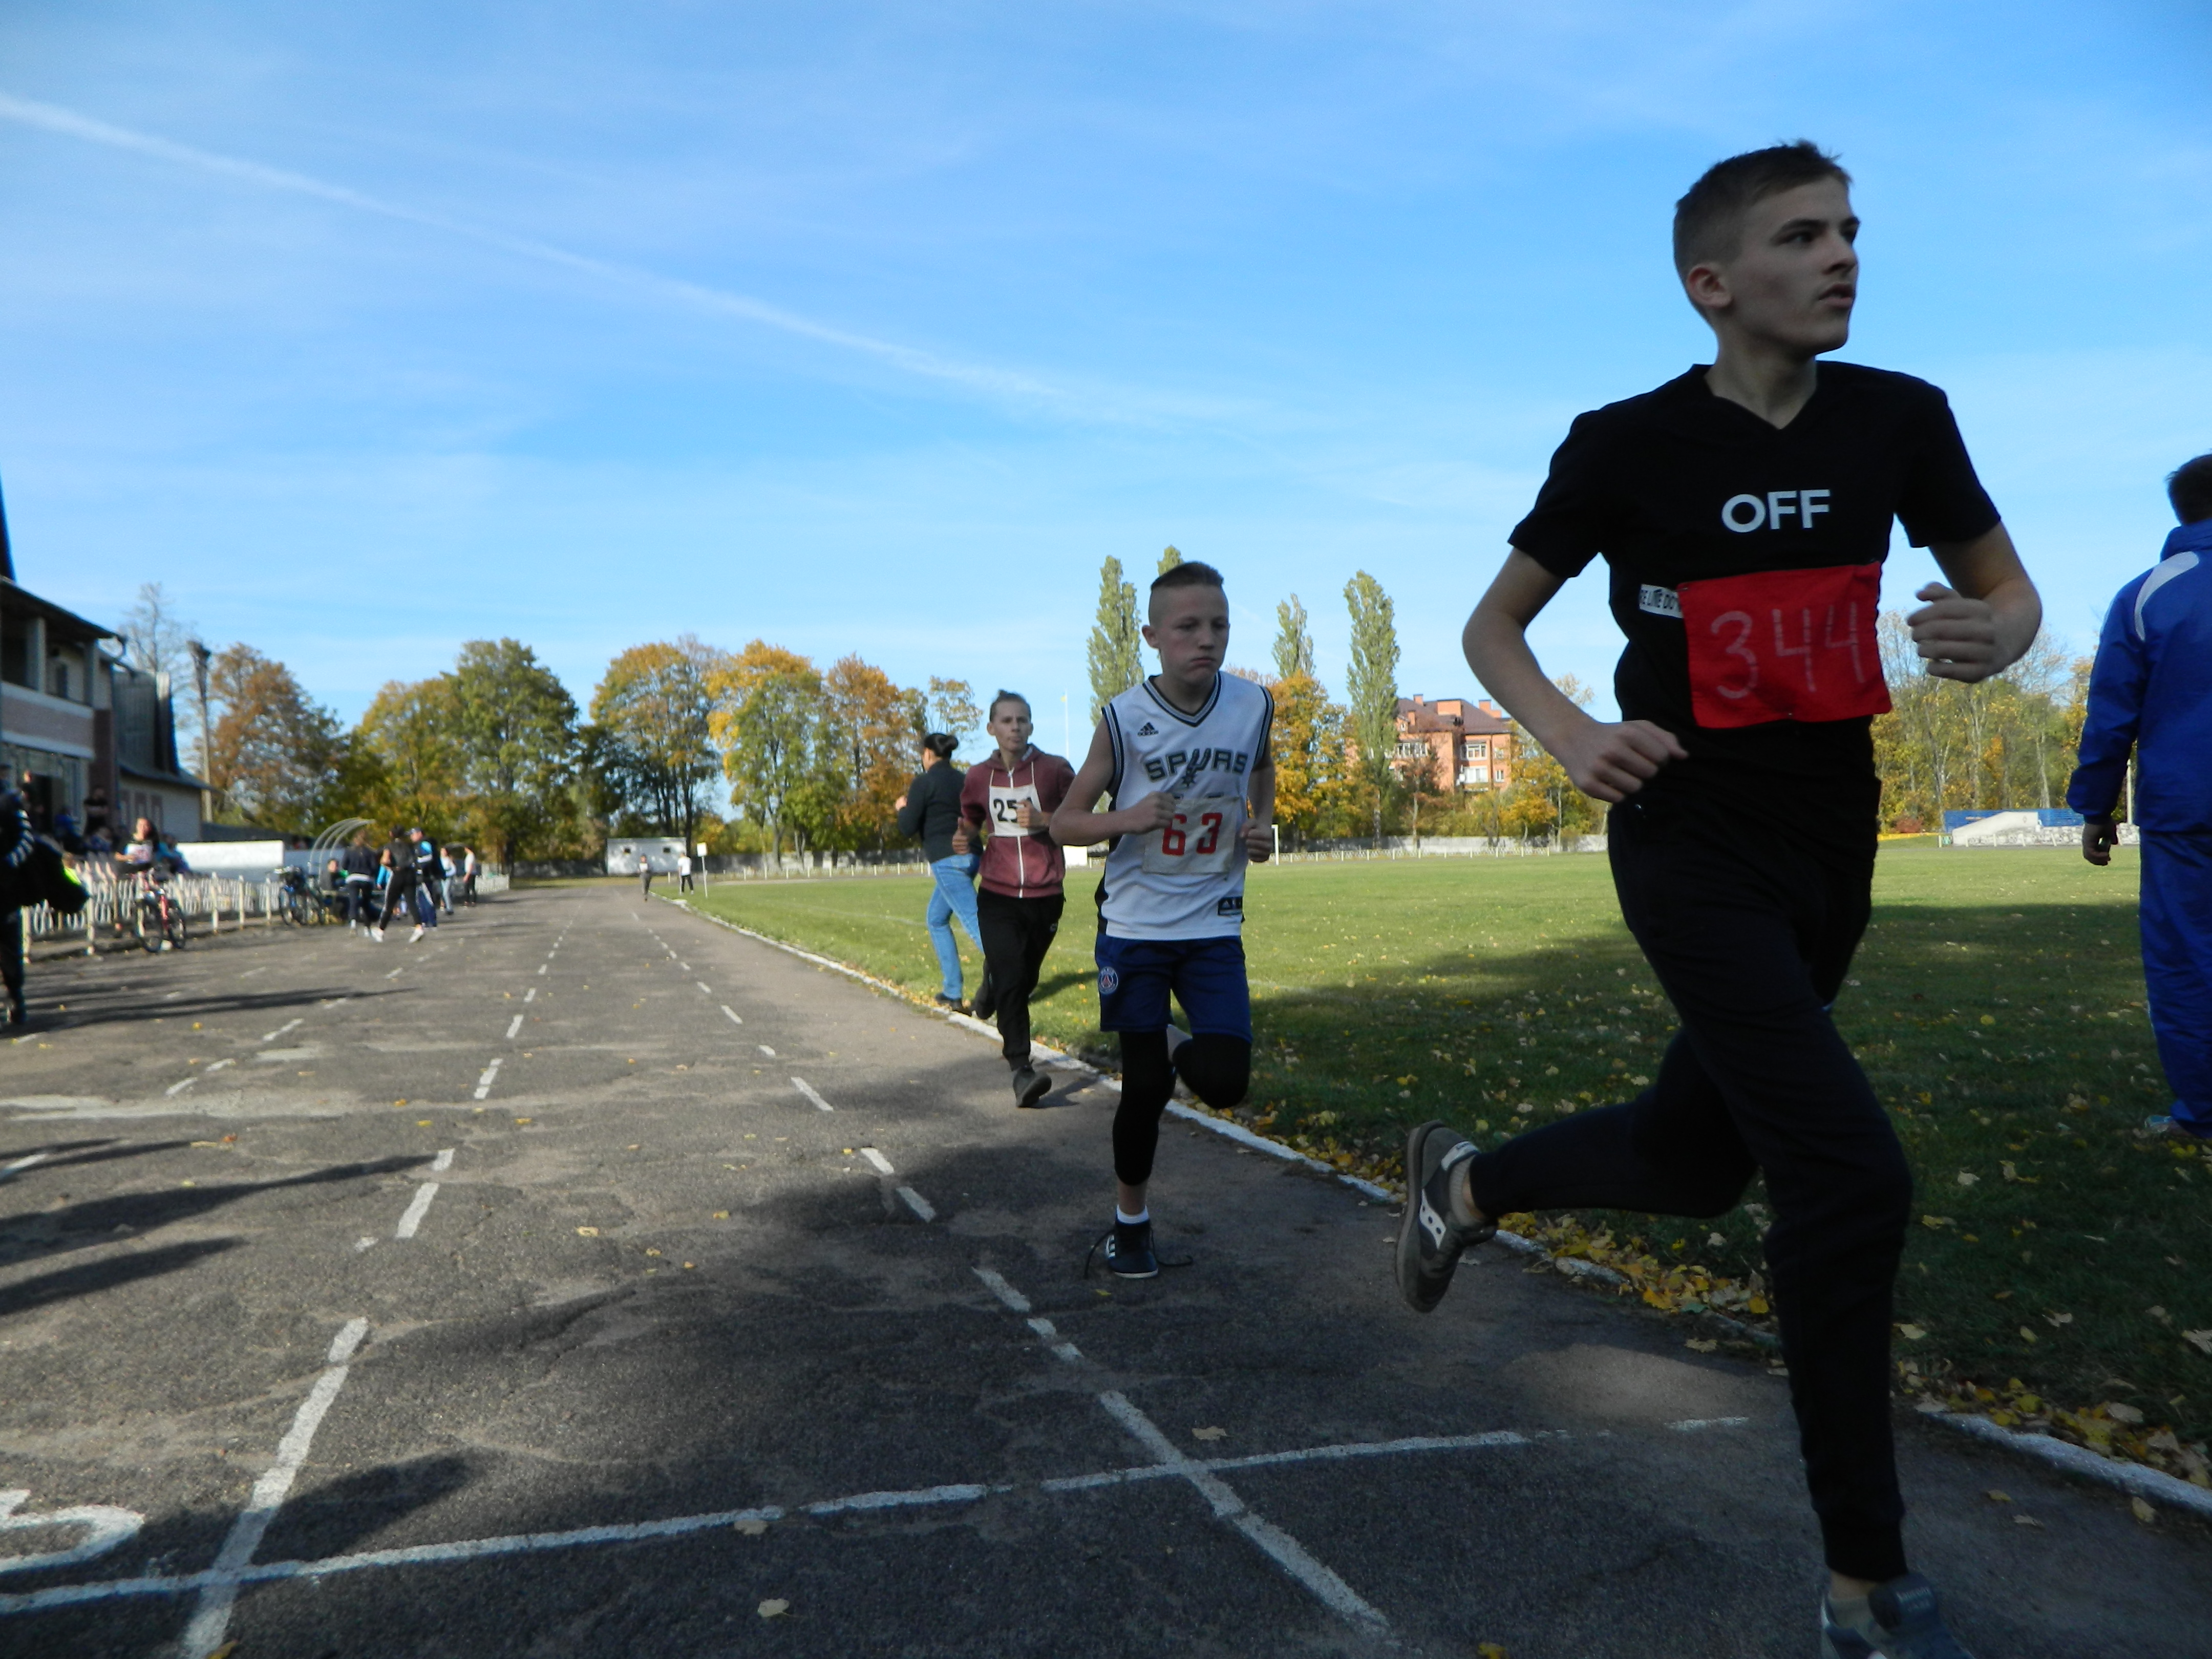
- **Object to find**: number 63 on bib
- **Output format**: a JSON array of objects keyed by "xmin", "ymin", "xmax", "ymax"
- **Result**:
[
  {"xmin": 1678, "ymin": 562, "xmax": 1890, "ymax": 730},
  {"xmin": 1140, "ymin": 797, "xmax": 1246, "ymax": 876}
]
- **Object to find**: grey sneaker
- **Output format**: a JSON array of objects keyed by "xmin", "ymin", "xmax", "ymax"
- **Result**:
[
  {"xmin": 1822, "ymin": 1574, "xmax": 1977, "ymax": 1659},
  {"xmin": 1394, "ymin": 1120, "xmax": 1493, "ymax": 1313},
  {"xmin": 1012, "ymin": 1067, "xmax": 1052, "ymax": 1109}
]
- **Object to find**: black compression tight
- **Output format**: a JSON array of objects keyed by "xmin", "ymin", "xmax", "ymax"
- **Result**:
[{"xmin": 1112, "ymin": 1030, "xmax": 1251, "ymax": 1186}]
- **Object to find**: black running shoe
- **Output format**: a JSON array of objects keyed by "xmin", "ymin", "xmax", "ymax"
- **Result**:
[
  {"xmin": 1101, "ymin": 1220, "xmax": 1158, "ymax": 1279},
  {"xmin": 1822, "ymin": 1574, "xmax": 1977, "ymax": 1659},
  {"xmin": 933, "ymin": 992, "xmax": 969, "ymax": 1014},
  {"xmin": 1012, "ymin": 1067, "xmax": 1052, "ymax": 1109},
  {"xmin": 1395, "ymin": 1120, "xmax": 1493, "ymax": 1313}
]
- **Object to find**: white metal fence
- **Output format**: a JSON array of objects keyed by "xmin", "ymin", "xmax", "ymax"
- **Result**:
[{"xmin": 23, "ymin": 867, "xmax": 511, "ymax": 949}]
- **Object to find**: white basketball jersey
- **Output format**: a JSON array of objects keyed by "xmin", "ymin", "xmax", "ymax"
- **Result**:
[{"xmin": 1099, "ymin": 673, "xmax": 1273, "ymax": 940}]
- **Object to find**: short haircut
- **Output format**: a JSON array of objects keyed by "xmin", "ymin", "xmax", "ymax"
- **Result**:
[
  {"xmin": 1148, "ymin": 560, "xmax": 1227, "ymax": 619},
  {"xmin": 1673, "ymin": 141, "xmax": 1852, "ymax": 273},
  {"xmin": 922, "ymin": 732, "xmax": 958, "ymax": 760},
  {"xmin": 989, "ymin": 689, "xmax": 1030, "ymax": 720},
  {"xmin": 2168, "ymin": 453, "xmax": 2212, "ymax": 525}
]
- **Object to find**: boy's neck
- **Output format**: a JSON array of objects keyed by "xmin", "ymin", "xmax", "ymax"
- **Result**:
[
  {"xmin": 996, "ymin": 742, "xmax": 1030, "ymax": 770},
  {"xmin": 1703, "ymin": 334, "xmax": 1823, "ymax": 429},
  {"xmin": 1151, "ymin": 668, "xmax": 1218, "ymax": 715}
]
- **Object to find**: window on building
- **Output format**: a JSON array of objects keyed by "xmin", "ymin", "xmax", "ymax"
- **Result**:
[
  {"xmin": 1460, "ymin": 765, "xmax": 1490, "ymax": 786},
  {"xmin": 1467, "ymin": 739, "xmax": 1488, "ymax": 759},
  {"xmin": 47, "ymin": 654, "xmax": 72, "ymax": 701},
  {"xmin": 1394, "ymin": 740, "xmax": 1426, "ymax": 759}
]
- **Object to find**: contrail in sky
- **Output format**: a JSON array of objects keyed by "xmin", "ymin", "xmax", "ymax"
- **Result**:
[{"xmin": 0, "ymin": 91, "xmax": 1071, "ymax": 408}]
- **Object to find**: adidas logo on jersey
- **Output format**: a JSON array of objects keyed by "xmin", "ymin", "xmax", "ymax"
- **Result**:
[{"xmin": 1135, "ymin": 721, "xmax": 1158, "ymax": 736}]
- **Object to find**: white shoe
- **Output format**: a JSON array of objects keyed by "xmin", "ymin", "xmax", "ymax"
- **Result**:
[
  {"xmin": 370, "ymin": 927, "xmax": 385, "ymax": 943},
  {"xmin": 409, "ymin": 925, "xmax": 425, "ymax": 943}
]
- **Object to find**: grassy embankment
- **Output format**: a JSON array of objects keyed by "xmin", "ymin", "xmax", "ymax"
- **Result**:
[{"xmin": 684, "ymin": 845, "xmax": 2210, "ymax": 1483}]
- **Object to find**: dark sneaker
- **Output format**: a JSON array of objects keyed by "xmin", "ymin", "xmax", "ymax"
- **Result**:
[
  {"xmin": 1012, "ymin": 1067, "xmax": 1052, "ymax": 1109},
  {"xmin": 1822, "ymin": 1575, "xmax": 1982, "ymax": 1654},
  {"xmin": 1395, "ymin": 1120, "xmax": 1493, "ymax": 1313},
  {"xmin": 4, "ymin": 993, "xmax": 24, "ymax": 1028},
  {"xmin": 1822, "ymin": 1575, "xmax": 1977, "ymax": 1658},
  {"xmin": 973, "ymin": 972, "xmax": 998, "ymax": 1023},
  {"xmin": 933, "ymin": 992, "xmax": 969, "ymax": 1014},
  {"xmin": 1101, "ymin": 1220, "xmax": 1158, "ymax": 1279}
]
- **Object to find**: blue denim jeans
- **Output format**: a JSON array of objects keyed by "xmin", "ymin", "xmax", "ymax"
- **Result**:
[{"xmin": 926, "ymin": 856, "xmax": 982, "ymax": 997}]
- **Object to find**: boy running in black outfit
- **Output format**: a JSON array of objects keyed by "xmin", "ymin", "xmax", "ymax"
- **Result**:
[{"xmin": 1397, "ymin": 144, "xmax": 2039, "ymax": 1659}]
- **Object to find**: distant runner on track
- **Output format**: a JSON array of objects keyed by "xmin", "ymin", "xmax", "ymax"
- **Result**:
[
  {"xmin": 1399, "ymin": 143, "xmax": 2040, "ymax": 1659},
  {"xmin": 1051, "ymin": 560, "xmax": 1274, "ymax": 1279},
  {"xmin": 954, "ymin": 690, "xmax": 1076, "ymax": 1109}
]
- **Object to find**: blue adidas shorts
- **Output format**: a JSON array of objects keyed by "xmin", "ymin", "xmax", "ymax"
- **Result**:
[{"xmin": 1094, "ymin": 933, "xmax": 1251, "ymax": 1041}]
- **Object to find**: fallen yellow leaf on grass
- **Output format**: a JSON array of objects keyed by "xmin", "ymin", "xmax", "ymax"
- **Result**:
[
  {"xmin": 1920, "ymin": 1215, "xmax": 1954, "ymax": 1230},
  {"xmin": 1898, "ymin": 1325, "xmax": 1927, "ymax": 1341},
  {"xmin": 576, "ymin": 1226, "xmax": 601, "ymax": 1237},
  {"xmin": 1685, "ymin": 1339, "xmax": 1717, "ymax": 1353},
  {"xmin": 1192, "ymin": 1426, "xmax": 1227, "ymax": 1441},
  {"xmin": 2183, "ymin": 1329, "xmax": 2212, "ymax": 1355},
  {"xmin": 208, "ymin": 1644, "xmax": 238, "ymax": 1659},
  {"xmin": 1478, "ymin": 1645, "xmax": 1509, "ymax": 1659},
  {"xmin": 733, "ymin": 1518, "xmax": 769, "ymax": 1536},
  {"xmin": 758, "ymin": 1598, "xmax": 790, "ymax": 1619},
  {"xmin": 2019, "ymin": 1326, "xmax": 2038, "ymax": 1343},
  {"xmin": 1986, "ymin": 1490, "xmax": 2011, "ymax": 1503},
  {"xmin": 2132, "ymin": 1496, "xmax": 2156, "ymax": 1525}
]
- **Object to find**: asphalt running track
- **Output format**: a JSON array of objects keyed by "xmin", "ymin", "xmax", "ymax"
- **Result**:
[{"xmin": 0, "ymin": 888, "xmax": 2203, "ymax": 1657}]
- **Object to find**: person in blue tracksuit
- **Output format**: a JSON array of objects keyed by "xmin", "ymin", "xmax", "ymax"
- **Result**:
[{"xmin": 2068, "ymin": 451, "xmax": 2212, "ymax": 1140}]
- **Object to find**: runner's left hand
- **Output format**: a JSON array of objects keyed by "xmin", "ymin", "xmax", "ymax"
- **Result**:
[
  {"xmin": 1907, "ymin": 584, "xmax": 2003, "ymax": 683},
  {"xmin": 1244, "ymin": 820, "xmax": 1273, "ymax": 862}
]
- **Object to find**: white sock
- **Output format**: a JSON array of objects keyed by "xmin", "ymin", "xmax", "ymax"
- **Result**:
[
  {"xmin": 1825, "ymin": 1592, "xmax": 1872, "ymax": 1632},
  {"xmin": 1116, "ymin": 1206, "xmax": 1149, "ymax": 1226}
]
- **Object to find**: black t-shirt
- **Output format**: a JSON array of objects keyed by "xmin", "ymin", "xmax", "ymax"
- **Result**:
[{"xmin": 1510, "ymin": 362, "xmax": 1998, "ymax": 807}]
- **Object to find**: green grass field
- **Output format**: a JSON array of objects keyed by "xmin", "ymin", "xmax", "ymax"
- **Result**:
[{"xmin": 686, "ymin": 845, "xmax": 2210, "ymax": 1474}]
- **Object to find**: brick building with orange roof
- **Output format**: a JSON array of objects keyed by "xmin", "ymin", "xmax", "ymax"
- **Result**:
[{"xmin": 1387, "ymin": 694, "xmax": 1517, "ymax": 794}]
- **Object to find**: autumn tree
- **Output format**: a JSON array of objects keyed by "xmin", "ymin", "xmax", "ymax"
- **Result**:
[
  {"xmin": 925, "ymin": 677, "xmax": 982, "ymax": 758},
  {"xmin": 204, "ymin": 645, "xmax": 348, "ymax": 831},
  {"xmin": 589, "ymin": 636, "xmax": 727, "ymax": 851},
  {"xmin": 1086, "ymin": 556, "xmax": 1143, "ymax": 723},
  {"xmin": 1267, "ymin": 670, "xmax": 1346, "ymax": 847},
  {"xmin": 448, "ymin": 639, "xmax": 582, "ymax": 865},
  {"xmin": 710, "ymin": 643, "xmax": 825, "ymax": 860},
  {"xmin": 1343, "ymin": 570, "xmax": 1400, "ymax": 840},
  {"xmin": 1272, "ymin": 595, "xmax": 1315, "ymax": 680},
  {"xmin": 823, "ymin": 655, "xmax": 925, "ymax": 850},
  {"xmin": 352, "ymin": 677, "xmax": 464, "ymax": 839}
]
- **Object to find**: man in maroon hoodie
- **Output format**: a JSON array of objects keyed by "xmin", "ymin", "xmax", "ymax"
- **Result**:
[{"xmin": 955, "ymin": 691, "xmax": 1077, "ymax": 1108}]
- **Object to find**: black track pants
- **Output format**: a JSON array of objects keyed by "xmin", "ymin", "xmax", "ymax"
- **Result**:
[
  {"xmin": 1, "ymin": 908, "xmax": 19, "ymax": 997},
  {"xmin": 1465, "ymin": 786, "xmax": 1911, "ymax": 1583},
  {"xmin": 376, "ymin": 874, "xmax": 419, "ymax": 931},
  {"xmin": 1114, "ymin": 1030, "xmax": 1250, "ymax": 1186},
  {"xmin": 975, "ymin": 888, "xmax": 1064, "ymax": 1067}
]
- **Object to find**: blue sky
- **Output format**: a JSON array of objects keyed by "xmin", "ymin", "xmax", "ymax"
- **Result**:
[{"xmin": 1, "ymin": 2, "xmax": 2207, "ymax": 752}]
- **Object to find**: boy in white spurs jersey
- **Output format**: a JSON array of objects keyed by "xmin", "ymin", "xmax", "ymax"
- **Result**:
[{"xmin": 1052, "ymin": 561, "xmax": 1275, "ymax": 1278}]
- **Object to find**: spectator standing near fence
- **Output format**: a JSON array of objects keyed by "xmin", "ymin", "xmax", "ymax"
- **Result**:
[
  {"xmin": 0, "ymin": 763, "xmax": 34, "ymax": 1026},
  {"xmin": 897, "ymin": 733, "xmax": 982, "ymax": 1011},
  {"xmin": 956, "ymin": 692, "xmax": 1075, "ymax": 1109},
  {"xmin": 2071, "ymin": 452, "xmax": 2212, "ymax": 1143},
  {"xmin": 677, "ymin": 850, "xmax": 694, "ymax": 893},
  {"xmin": 461, "ymin": 845, "xmax": 479, "ymax": 905},
  {"xmin": 1413, "ymin": 143, "xmax": 2040, "ymax": 1657}
]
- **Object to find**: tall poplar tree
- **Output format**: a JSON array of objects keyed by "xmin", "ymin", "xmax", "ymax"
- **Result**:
[
  {"xmin": 1086, "ymin": 556, "xmax": 1143, "ymax": 723},
  {"xmin": 1272, "ymin": 595, "xmax": 1315, "ymax": 680},
  {"xmin": 1344, "ymin": 571, "xmax": 1401, "ymax": 841},
  {"xmin": 1157, "ymin": 544, "xmax": 1184, "ymax": 576}
]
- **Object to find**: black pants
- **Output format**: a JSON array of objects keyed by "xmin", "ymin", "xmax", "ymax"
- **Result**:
[
  {"xmin": 1114, "ymin": 1031, "xmax": 1250, "ymax": 1186},
  {"xmin": 1, "ymin": 908, "xmax": 19, "ymax": 1001},
  {"xmin": 343, "ymin": 880, "xmax": 373, "ymax": 925},
  {"xmin": 640, "ymin": 867, "xmax": 653, "ymax": 896},
  {"xmin": 376, "ymin": 873, "xmax": 419, "ymax": 930},
  {"xmin": 975, "ymin": 889, "xmax": 1064, "ymax": 1066},
  {"xmin": 1466, "ymin": 785, "xmax": 1909, "ymax": 1582}
]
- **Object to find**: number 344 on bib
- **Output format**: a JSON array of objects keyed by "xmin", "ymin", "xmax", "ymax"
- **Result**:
[{"xmin": 1678, "ymin": 562, "xmax": 1889, "ymax": 730}]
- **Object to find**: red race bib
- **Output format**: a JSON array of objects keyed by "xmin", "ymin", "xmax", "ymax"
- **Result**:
[{"xmin": 1677, "ymin": 563, "xmax": 1890, "ymax": 729}]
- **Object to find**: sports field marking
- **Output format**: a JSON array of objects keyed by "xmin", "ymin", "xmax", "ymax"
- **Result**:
[
  {"xmin": 791, "ymin": 1077, "xmax": 834, "ymax": 1113},
  {"xmin": 896, "ymin": 1187, "xmax": 935, "ymax": 1222},
  {"xmin": 0, "ymin": 1487, "xmax": 145, "ymax": 1576},
  {"xmin": 721, "ymin": 1006, "xmax": 742, "ymax": 1025},
  {"xmin": 430, "ymin": 1148, "xmax": 454, "ymax": 1174},
  {"xmin": 757, "ymin": 1044, "xmax": 775, "ymax": 1057},
  {"xmin": 163, "ymin": 1075, "xmax": 198, "ymax": 1097},
  {"xmin": 257, "ymin": 1018, "xmax": 304, "ymax": 1045},
  {"xmin": 176, "ymin": 1317, "xmax": 369, "ymax": 1657},
  {"xmin": 524, "ymin": 987, "xmax": 537, "ymax": 1003},
  {"xmin": 695, "ymin": 982, "xmax": 712, "ymax": 995},
  {"xmin": 536, "ymin": 964, "xmax": 547, "ymax": 976},
  {"xmin": 387, "ymin": 967, "xmax": 405, "ymax": 980},
  {"xmin": 1668, "ymin": 1417, "xmax": 1750, "ymax": 1432},
  {"xmin": 394, "ymin": 1183, "xmax": 439, "ymax": 1240},
  {"xmin": 859, "ymin": 1147, "xmax": 895, "ymax": 1175},
  {"xmin": 971, "ymin": 1267, "xmax": 1030, "ymax": 1313},
  {"xmin": 506, "ymin": 1015, "xmax": 524, "ymax": 1039},
  {"xmin": 473, "ymin": 1059, "xmax": 501, "ymax": 1100}
]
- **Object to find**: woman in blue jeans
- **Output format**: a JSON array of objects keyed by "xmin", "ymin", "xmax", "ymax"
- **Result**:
[{"xmin": 896, "ymin": 732, "xmax": 982, "ymax": 1009}]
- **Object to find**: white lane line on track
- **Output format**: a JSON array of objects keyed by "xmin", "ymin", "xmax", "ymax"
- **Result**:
[
  {"xmin": 896, "ymin": 1187, "xmax": 935, "ymax": 1222},
  {"xmin": 206, "ymin": 1059, "xmax": 233, "ymax": 1073},
  {"xmin": 0, "ymin": 1152, "xmax": 50, "ymax": 1182},
  {"xmin": 164, "ymin": 1076, "xmax": 198, "ymax": 1097},
  {"xmin": 790, "ymin": 1077, "xmax": 833, "ymax": 1113},
  {"xmin": 258, "ymin": 1018, "xmax": 303, "ymax": 1044},
  {"xmin": 721, "ymin": 1006, "xmax": 742, "ymax": 1025},
  {"xmin": 506, "ymin": 1014, "xmax": 524, "ymax": 1039},
  {"xmin": 536, "ymin": 964, "xmax": 547, "ymax": 976},
  {"xmin": 430, "ymin": 1148, "xmax": 454, "ymax": 1174},
  {"xmin": 0, "ymin": 1427, "xmax": 1597, "ymax": 1618},
  {"xmin": 354, "ymin": 1237, "xmax": 377, "ymax": 1252},
  {"xmin": 858, "ymin": 1147, "xmax": 895, "ymax": 1176},
  {"xmin": 386, "ymin": 967, "xmax": 405, "ymax": 980},
  {"xmin": 175, "ymin": 1317, "xmax": 369, "ymax": 1657},
  {"xmin": 695, "ymin": 982, "xmax": 712, "ymax": 995},
  {"xmin": 757, "ymin": 1044, "xmax": 775, "ymax": 1057},
  {"xmin": 474, "ymin": 1059, "xmax": 501, "ymax": 1100},
  {"xmin": 1668, "ymin": 1416, "xmax": 1750, "ymax": 1432},
  {"xmin": 972, "ymin": 1267, "xmax": 1030, "ymax": 1313},
  {"xmin": 524, "ymin": 987, "xmax": 537, "ymax": 1003},
  {"xmin": 394, "ymin": 1184, "xmax": 440, "ymax": 1239}
]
